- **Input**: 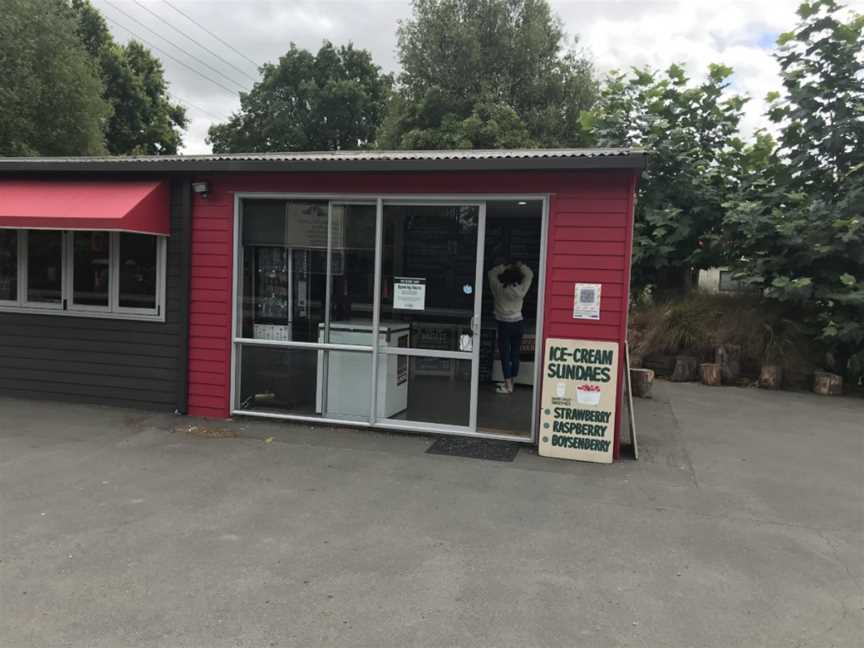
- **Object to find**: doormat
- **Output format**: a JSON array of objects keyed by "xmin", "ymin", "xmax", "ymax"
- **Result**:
[{"xmin": 425, "ymin": 437, "xmax": 521, "ymax": 462}]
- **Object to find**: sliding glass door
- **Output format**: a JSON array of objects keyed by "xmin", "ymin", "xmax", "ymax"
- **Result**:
[{"xmin": 373, "ymin": 202, "xmax": 485, "ymax": 430}]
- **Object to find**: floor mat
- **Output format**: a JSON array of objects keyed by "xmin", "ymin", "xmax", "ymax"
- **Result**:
[{"xmin": 425, "ymin": 437, "xmax": 521, "ymax": 462}]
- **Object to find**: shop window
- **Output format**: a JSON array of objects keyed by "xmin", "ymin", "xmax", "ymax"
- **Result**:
[
  {"xmin": 27, "ymin": 230, "xmax": 63, "ymax": 306},
  {"xmin": 0, "ymin": 230, "xmax": 166, "ymax": 321},
  {"xmin": 0, "ymin": 230, "xmax": 16, "ymax": 302},
  {"xmin": 119, "ymin": 233, "xmax": 158, "ymax": 310},
  {"xmin": 72, "ymin": 231, "xmax": 110, "ymax": 308}
]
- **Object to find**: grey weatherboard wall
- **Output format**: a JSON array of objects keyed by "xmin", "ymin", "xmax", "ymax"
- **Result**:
[{"xmin": 0, "ymin": 178, "xmax": 191, "ymax": 412}]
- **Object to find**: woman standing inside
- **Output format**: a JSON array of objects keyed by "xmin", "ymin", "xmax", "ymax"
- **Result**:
[{"xmin": 488, "ymin": 259, "xmax": 534, "ymax": 394}]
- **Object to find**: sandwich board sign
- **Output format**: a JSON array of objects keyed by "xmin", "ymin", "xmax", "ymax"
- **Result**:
[{"xmin": 538, "ymin": 338, "xmax": 619, "ymax": 463}]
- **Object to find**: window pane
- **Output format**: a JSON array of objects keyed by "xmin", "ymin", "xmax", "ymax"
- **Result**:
[
  {"xmin": 236, "ymin": 345, "xmax": 371, "ymax": 422},
  {"xmin": 379, "ymin": 205, "xmax": 479, "ymax": 351},
  {"xmin": 0, "ymin": 230, "xmax": 16, "ymax": 301},
  {"xmin": 382, "ymin": 354, "xmax": 470, "ymax": 426},
  {"xmin": 73, "ymin": 232, "xmax": 110, "ymax": 307},
  {"xmin": 27, "ymin": 231, "xmax": 62, "ymax": 304},
  {"xmin": 240, "ymin": 200, "xmax": 328, "ymax": 341},
  {"xmin": 119, "ymin": 233, "xmax": 157, "ymax": 309},
  {"xmin": 324, "ymin": 204, "xmax": 376, "ymax": 342}
]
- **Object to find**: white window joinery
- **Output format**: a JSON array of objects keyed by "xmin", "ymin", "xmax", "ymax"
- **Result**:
[{"xmin": 0, "ymin": 229, "xmax": 166, "ymax": 321}]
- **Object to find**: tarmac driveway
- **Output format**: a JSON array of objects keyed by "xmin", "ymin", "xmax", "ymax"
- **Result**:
[{"xmin": 0, "ymin": 382, "xmax": 861, "ymax": 647}]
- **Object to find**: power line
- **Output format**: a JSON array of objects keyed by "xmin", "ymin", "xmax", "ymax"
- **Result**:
[
  {"xmin": 162, "ymin": 0, "xmax": 261, "ymax": 70},
  {"xmin": 168, "ymin": 92, "xmax": 231, "ymax": 122},
  {"xmin": 103, "ymin": 14, "xmax": 240, "ymax": 96},
  {"xmin": 132, "ymin": 0, "xmax": 258, "ymax": 84},
  {"xmin": 102, "ymin": 0, "xmax": 250, "ymax": 92}
]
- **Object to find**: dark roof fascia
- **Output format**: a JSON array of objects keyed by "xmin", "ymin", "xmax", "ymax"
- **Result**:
[{"xmin": 0, "ymin": 154, "xmax": 647, "ymax": 174}]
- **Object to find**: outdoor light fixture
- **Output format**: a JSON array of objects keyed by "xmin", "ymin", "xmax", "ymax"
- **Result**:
[
  {"xmin": 192, "ymin": 181, "xmax": 210, "ymax": 198},
  {"xmin": 517, "ymin": 200, "xmax": 527, "ymax": 206}
]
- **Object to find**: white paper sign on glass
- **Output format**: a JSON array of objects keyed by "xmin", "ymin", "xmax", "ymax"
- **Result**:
[
  {"xmin": 573, "ymin": 283, "xmax": 601, "ymax": 320},
  {"xmin": 394, "ymin": 277, "xmax": 426, "ymax": 310}
]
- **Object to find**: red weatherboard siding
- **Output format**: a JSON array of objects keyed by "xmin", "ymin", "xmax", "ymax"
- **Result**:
[
  {"xmin": 186, "ymin": 170, "xmax": 638, "ymax": 457},
  {"xmin": 544, "ymin": 175, "xmax": 638, "ymax": 459}
]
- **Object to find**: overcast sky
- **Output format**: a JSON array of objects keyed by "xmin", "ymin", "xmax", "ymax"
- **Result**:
[{"xmin": 92, "ymin": 0, "xmax": 864, "ymax": 154}]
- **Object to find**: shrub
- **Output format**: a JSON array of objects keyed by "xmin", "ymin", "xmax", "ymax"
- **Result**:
[{"xmin": 629, "ymin": 292, "xmax": 817, "ymax": 379}]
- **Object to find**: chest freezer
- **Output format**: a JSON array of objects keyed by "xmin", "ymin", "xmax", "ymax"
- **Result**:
[{"xmin": 315, "ymin": 320, "xmax": 410, "ymax": 419}]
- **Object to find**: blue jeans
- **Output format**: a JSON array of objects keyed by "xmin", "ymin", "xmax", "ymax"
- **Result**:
[{"xmin": 497, "ymin": 320, "xmax": 524, "ymax": 380}]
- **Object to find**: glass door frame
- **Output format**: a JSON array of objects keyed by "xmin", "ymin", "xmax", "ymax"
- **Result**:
[
  {"xmin": 230, "ymin": 192, "xmax": 549, "ymax": 443},
  {"xmin": 372, "ymin": 199, "xmax": 485, "ymax": 435}
]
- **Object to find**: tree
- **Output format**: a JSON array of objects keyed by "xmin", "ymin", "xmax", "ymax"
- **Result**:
[
  {"xmin": 0, "ymin": 0, "xmax": 109, "ymax": 156},
  {"xmin": 208, "ymin": 43, "xmax": 392, "ymax": 152},
  {"xmin": 722, "ymin": 0, "xmax": 864, "ymax": 377},
  {"xmin": 69, "ymin": 0, "xmax": 187, "ymax": 155},
  {"xmin": 379, "ymin": 0, "xmax": 597, "ymax": 149},
  {"xmin": 585, "ymin": 64, "xmax": 751, "ymax": 292}
]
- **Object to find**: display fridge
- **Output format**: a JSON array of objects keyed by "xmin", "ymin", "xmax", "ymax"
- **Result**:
[{"xmin": 248, "ymin": 246, "xmax": 330, "ymax": 342}]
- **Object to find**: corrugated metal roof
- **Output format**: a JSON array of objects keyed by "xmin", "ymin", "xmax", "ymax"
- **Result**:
[{"xmin": 0, "ymin": 148, "xmax": 647, "ymax": 173}]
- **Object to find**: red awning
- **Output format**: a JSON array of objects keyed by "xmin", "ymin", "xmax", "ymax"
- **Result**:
[{"xmin": 0, "ymin": 179, "xmax": 170, "ymax": 235}]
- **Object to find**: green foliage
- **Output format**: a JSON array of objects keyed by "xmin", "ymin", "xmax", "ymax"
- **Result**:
[
  {"xmin": 0, "ymin": 0, "xmax": 109, "ymax": 155},
  {"xmin": 379, "ymin": 0, "xmax": 597, "ymax": 149},
  {"xmin": 69, "ymin": 0, "xmax": 187, "ymax": 154},
  {"xmin": 208, "ymin": 43, "xmax": 392, "ymax": 153},
  {"xmin": 630, "ymin": 293, "xmax": 815, "ymax": 376},
  {"xmin": 586, "ymin": 63, "xmax": 752, "ymax": 291},
  {"xmin": 722, "ymin": 0, "xmax": 864, "ymax": 376},
  {"xmin": 0, "ymin": 0, "xmax": 185, "ymax": 156}
]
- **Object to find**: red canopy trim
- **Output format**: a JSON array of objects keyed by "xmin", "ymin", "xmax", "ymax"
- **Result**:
[{"xmin": 0, "ymin": 179, "xmax": 170, "ymax": 235}]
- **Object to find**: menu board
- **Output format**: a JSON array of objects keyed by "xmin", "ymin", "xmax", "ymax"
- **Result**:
[{"xmin": 538, "ymin": 338, "xmax": 619, "ymax": 463}]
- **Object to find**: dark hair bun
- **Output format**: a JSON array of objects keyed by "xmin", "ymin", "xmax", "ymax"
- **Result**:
[{"xmin": 498, "ymin": 264, "xmax": 524, "ymax": 287}]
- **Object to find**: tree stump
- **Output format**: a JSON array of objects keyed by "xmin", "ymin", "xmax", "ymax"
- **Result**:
[
  {"xmin": 715, "ymin": 344, "xmax": 742, "ymax": 384},
  {"xmin": 630, "ymin": 368, "xmax": 655, "ymax": 398},
  {"xmin": 671, "ymin": 355, "xmax": 700, "ymax": 382},
  {"xmin": 759, "ymin": 365, "xmax": 783, "ymax": 390},
  {"xmin": 700, "ymin": 363, "xmax": 722, "ymax": 386},
  {"xmin": 813, "ymin": 371, "xmax": 843, "ymax": 396}
]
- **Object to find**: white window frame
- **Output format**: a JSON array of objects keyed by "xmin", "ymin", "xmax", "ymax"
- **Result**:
[
  {"xmin": 114, "ymin": 232, "xmax": 166, "ymax": 318},
  {"xmin": 0, "ymin": 229, "xmax": 167, "ymax": 322}
]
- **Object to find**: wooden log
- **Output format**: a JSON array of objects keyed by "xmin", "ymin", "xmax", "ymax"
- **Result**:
[
  {"xmin": 700, "ymin": 363, "xmax": 722, "ymax": 386},
  {"xmin": 758, "ymin": 365, "xmax": 783, "ymax": 390},
  {"xmin": 715, "ymin": 344, "xmax": 742, "ymax": 384},
  {"xmin": 630, "ymin": 368, "xmax": 655, "ymax": 398},
  {"xmin": 813, "ymin": 371, "xmax": 843, "ymax": 396},
  {"xmin": 671, "ymin": 355, "xmax": 700, "ymax": 382}
]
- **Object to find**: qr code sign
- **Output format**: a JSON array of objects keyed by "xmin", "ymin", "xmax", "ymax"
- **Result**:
[{"xmin": 573, "ymin": 283, "xmax": 601, "ymax": 319}]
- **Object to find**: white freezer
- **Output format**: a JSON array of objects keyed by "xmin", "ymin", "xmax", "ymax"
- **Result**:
[{"xmin": 315, "ymin": 320, "xmax": 410, "ymax": 419}]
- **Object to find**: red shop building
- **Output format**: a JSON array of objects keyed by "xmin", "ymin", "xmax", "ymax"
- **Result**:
[{"xmin": 0, "ymin": 149, "xmax": 645, "ymax": 461}]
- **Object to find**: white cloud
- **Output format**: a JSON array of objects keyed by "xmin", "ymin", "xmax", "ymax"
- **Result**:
[{"xmin": 93, "ymin": 0, "xmax": 864, "ymax": 153}]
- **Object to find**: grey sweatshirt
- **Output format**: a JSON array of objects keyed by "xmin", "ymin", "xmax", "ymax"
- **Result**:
[{"xmin": 488, "ymin": 263, "xmax": 534, "ymax": 322}]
